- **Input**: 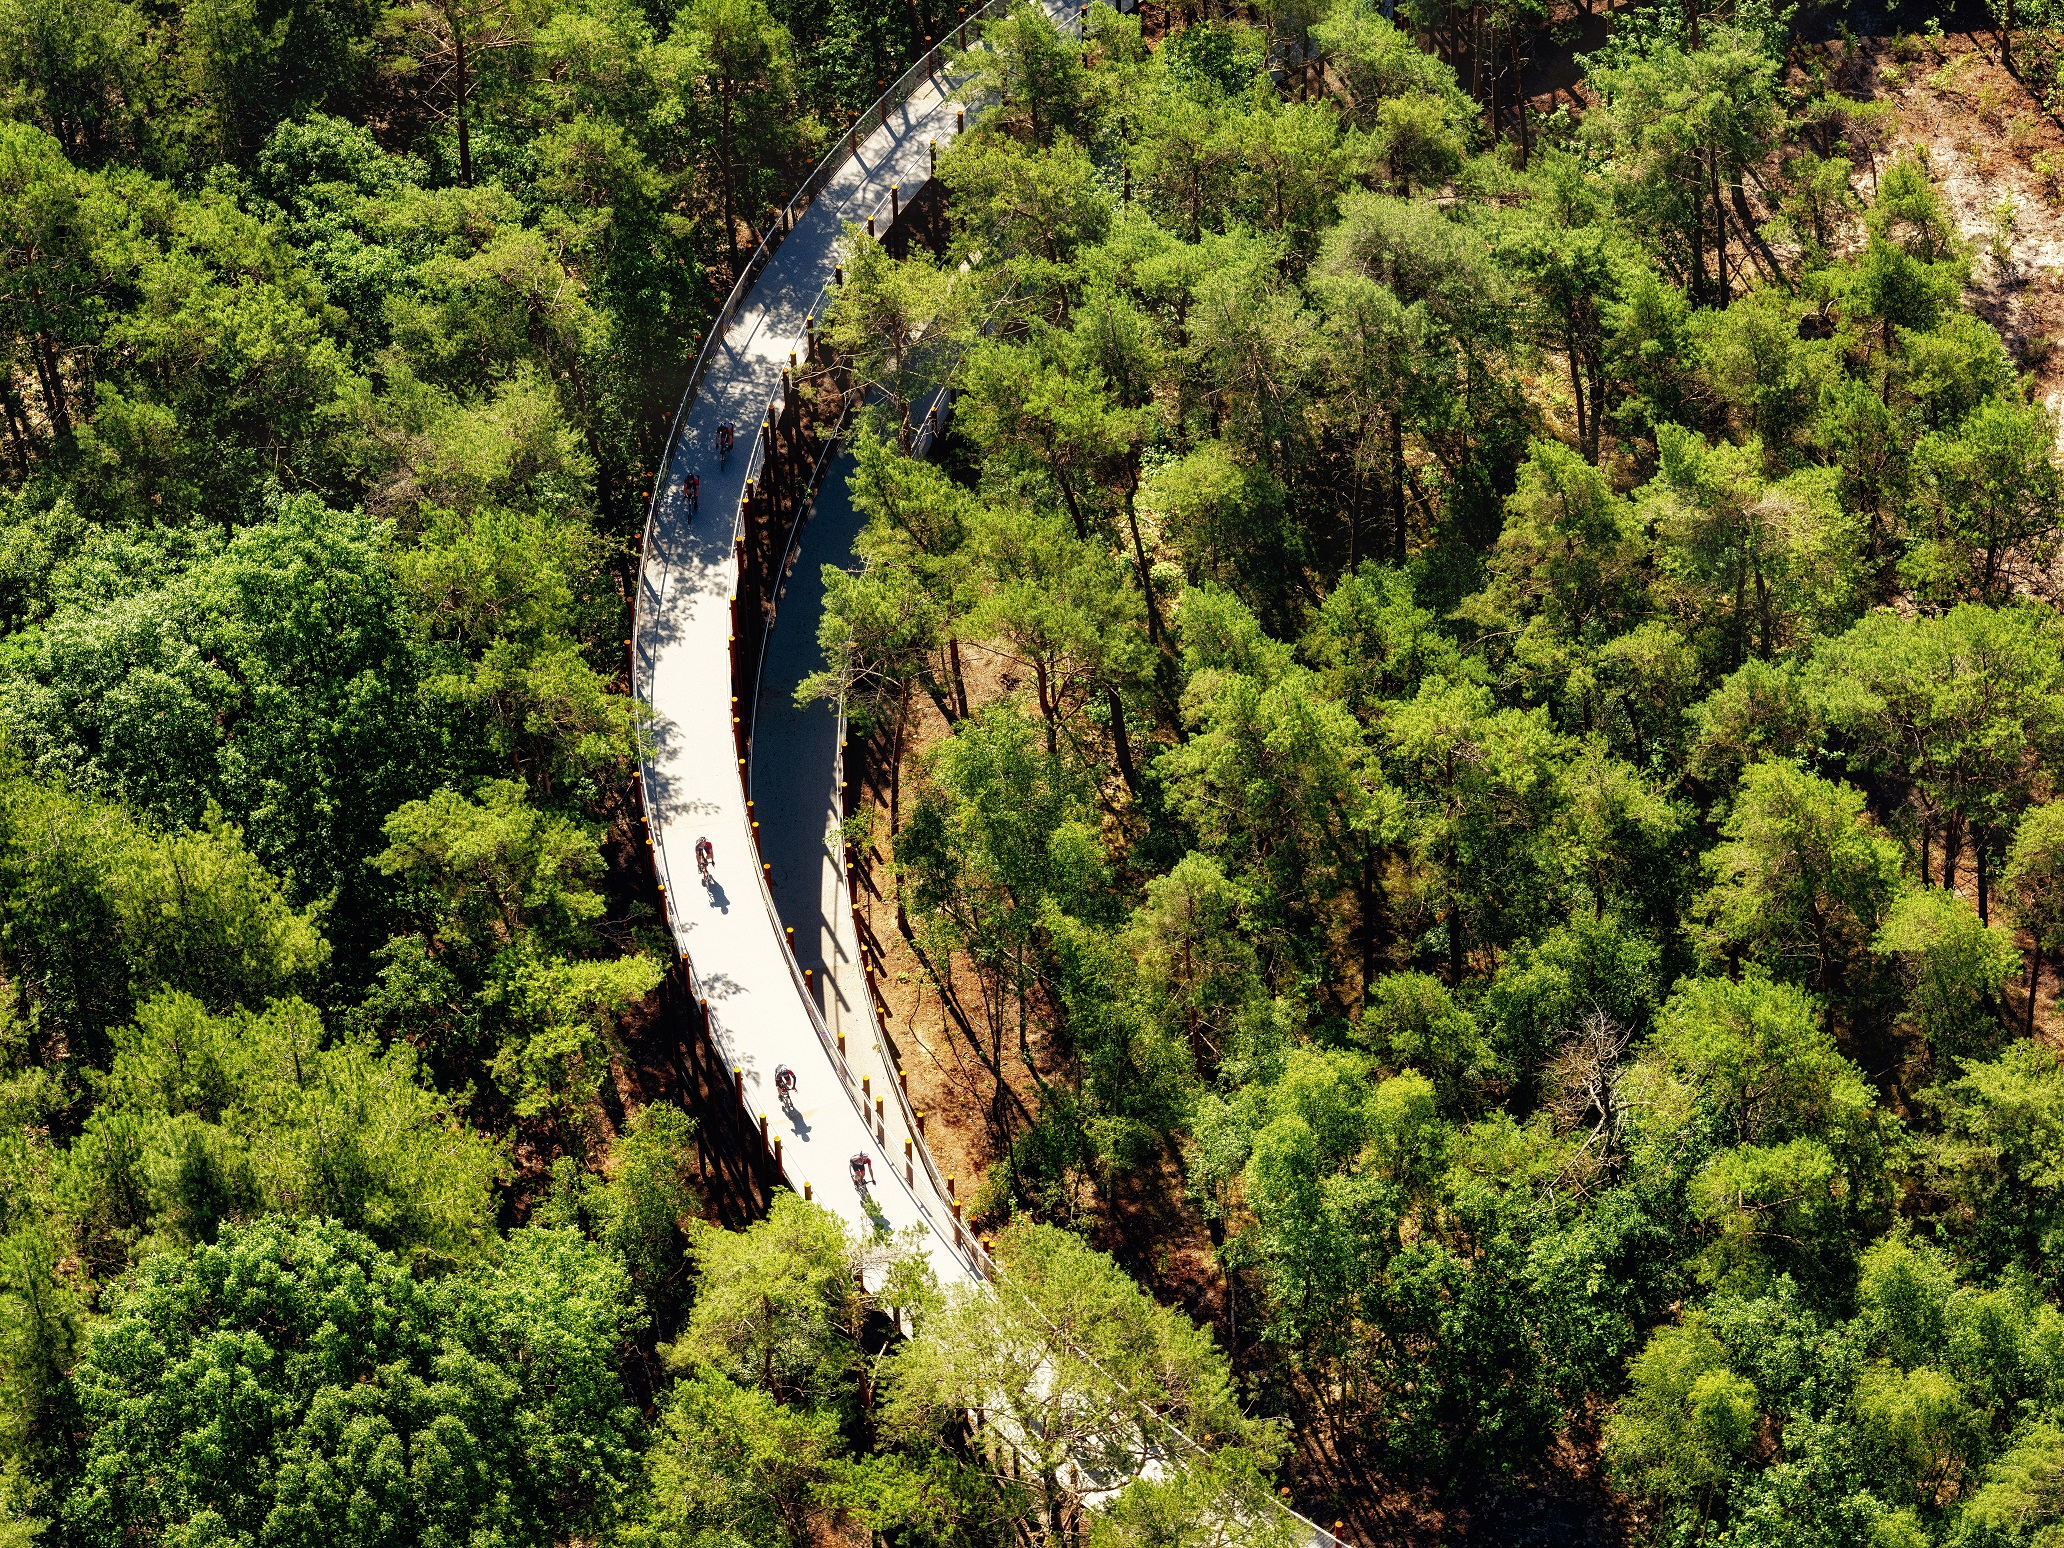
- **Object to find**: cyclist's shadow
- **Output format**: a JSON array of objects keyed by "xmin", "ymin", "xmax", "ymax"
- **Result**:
[
  {"xmin": 702, "ymin": 876, "xmax": 731, "ymax": 914},
  {"xmin": 780, "ymin": 1096, "xmax": 812, "ymax": 1141}
]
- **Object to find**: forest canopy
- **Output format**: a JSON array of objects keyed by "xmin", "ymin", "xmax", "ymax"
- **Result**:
[
  {"xmin": 808, "ymin": 0, "xmax": 2064, "ymax": 1540},
  {"xmin": 4, "ymin": 0, "xmax": 2064, "ymax": 1540}
]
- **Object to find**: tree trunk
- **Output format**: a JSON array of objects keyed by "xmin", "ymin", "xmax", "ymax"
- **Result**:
[
  {"xmin": 760, "ymin": 1295, "xmax": 774, "ymax": 1392},
  {"xmin": 1347, "ymin": 457, "xmax": 1362, "ymax": 567},
  {"xmin": 2030, "ymin": 947, "xmax": 2042, "ymax": 1037},
  {"xmin": 1034, "ymin": 658, "xmax": 1057, "ymax": 754},
  {"xmin": 1123, "ymin": 471, "xmax": 1164, "ymax": 647},
  {"xmin": 0, "ymin": 371, "xmax": 31, "ymax": 472},
  {"xmin": 948, "ymin": 635, "xmax": 971, "ymax": 720},
  {"xmin": 453, "ymin": 18, "xmax": 473, "ymax": 187},
  {"xmin": 1486, "ymin": 20, "xmax": 1500, "ymax": 141},
  {"xmin": 1049, "ymin": 451, "xmax": 1088, "ymax": 538},
  {"xmin": 1358, "ymin": 846, "xmax": 1381, "ymax": 998},
  {"xmin": 1444, "ymin": 804, "xmax": 1463, "ymax": 983},
  {"xmin": 1689, "ymin": 174, "xmax": 1708, "ymax": 307},
  {"xmin": 1730, "ymin": 178, "xmax": 1788, "ymax": 289},
  {"xmin": 1753, "ymin": 549, "xmax": 1772, "ymax": 659},
  {"xmin": 720, "ymin": 94, "xmax": 739, "ymax": 279},
  {"xmin": 1710, "ymin": 147, "xmax": 1727, "ymax": 303},
  {"xmin": 1731, "ymin": 550, "xmax": 1747, "ymax": 669},
  {"xmin": 1390, "ymin": 408, "xmax": 1407, "ymax": 562},
  {"xmin": 1585, "ymin": 350, "xmax": 1605, "ymax": 464},
  {"xmin": 891, "ymin": 697, "xmax": 908, "ymax": 941},
  {"xmin": 889, "ymin": 680, "xmax": 910, "ymax": 838},
  {"xmin": 32, "ymin": 326, "xmax": 69, "ymax": 438},
  {"xmin": 1566, "ymin": 335, "xmax": 1588, "ymax": 460},
  {"xmin": 1106, "ymin": 684, "xmax": 1141, "ymax": 795},
  {"xmin": 1514, "ymin": 36, "xmax": 1530, "ymax": 167}
]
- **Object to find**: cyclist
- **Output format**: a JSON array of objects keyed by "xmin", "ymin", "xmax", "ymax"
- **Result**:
[
  {"xmin": 716, "ymin": 422, "xmax": 734, "ymax": 459},
  {"xmin": 774, "ymin": 1064, "xmax": 797, "ymax": 1099},
  {"xmin": 694, "ymin": 835, "xmax": 714, "ymax": 879},
  {"xmin": 686, "ymin": 474, "xmax": 699, "ymax": 514},
  {"xmin": 850, "ymin": 1153, "xmax": 875, "ymax": 1189}
]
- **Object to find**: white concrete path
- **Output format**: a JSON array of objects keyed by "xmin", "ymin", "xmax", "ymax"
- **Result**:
[{"xmin": 635, "ymin": 56, "xmax": 986, "ymax": 1285}]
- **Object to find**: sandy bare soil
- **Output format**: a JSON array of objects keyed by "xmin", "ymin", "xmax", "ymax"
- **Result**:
[{"xmin": 1850, "ymin": 28, "xmax": 2064, "ymax": 419}]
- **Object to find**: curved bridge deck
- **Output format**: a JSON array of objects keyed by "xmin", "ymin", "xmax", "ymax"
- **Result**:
[{"xmin": 635, "ymin": 45, "xmax": 986, "ymax": 1282}]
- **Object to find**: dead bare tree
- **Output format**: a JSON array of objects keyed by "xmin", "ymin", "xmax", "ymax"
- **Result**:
[{"xmin": 1541, "ymin": 1008, "xmax": 1632, "ymax": 1198}]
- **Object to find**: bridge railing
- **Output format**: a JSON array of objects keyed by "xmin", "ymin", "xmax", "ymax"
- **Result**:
[{"xmin": 635, "ymin": 0, "xmax": 1028, "ymax": 1277}]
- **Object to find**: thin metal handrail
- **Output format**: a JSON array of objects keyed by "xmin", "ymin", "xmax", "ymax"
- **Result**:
[
  {"xmin": 750, "ymin": 376, "xmax": 991, "ymax": 1275},
  {"xmin": 644, "ymin": 0, "xmax": 1019, "ymax": 522},
  {"xmin": 824, "ymin": 371, "xmax": 987, "ymax": 1265}
]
